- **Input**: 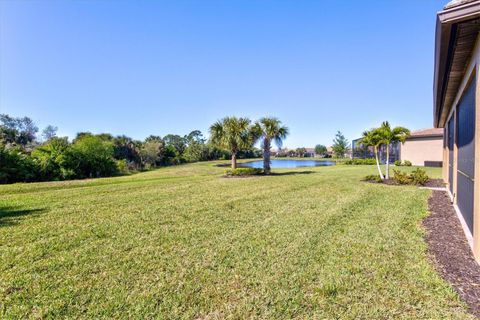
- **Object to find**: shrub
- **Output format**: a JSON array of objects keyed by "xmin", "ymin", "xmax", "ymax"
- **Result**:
[
  {"xmin": 115, "ymin": 159, "xmax": 129, "ymax": 174},
  {"xmin": 66, "ymin": 135, "xmax": 118, "ymax": 178},
  {"xmin": 394, "ymin": 160, "xmax": 402, "ymax": 166},
  {"xmin": 0, "ymin": 147, "xmax": 40, "ymax": 183},
  {"xmin": 363, "ymin": 174, "xmax": 383, "ymax": 183},
  {"xmin": 393, "ymin": 169, "xmax": 412, "ymax": 185},
  {"xmin": 403, "ymin": 160, "xmax": 412, "ymax": 166},
  {"xmin": 411, "ymin": 168, "xmax": 429, "ymax": 185},
  {"xmin": 344, "ymin": 158, "xmax": 376, "ymax": 165},
  {"xmin": 224, "ymin": 168, "xmax": 263, "ymax": 176}
]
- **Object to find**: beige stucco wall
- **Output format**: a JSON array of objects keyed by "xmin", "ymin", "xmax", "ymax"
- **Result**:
[{"xmin": 400, "ymin": 136, "xmax": 443, "ymax": 166}]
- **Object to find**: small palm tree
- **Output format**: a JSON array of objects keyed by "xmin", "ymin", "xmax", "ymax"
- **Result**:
[
  {"xmin": 359, "ymin": 129, "xmax": 384, "ymax": 179},
  {"xmin": 377, "ymin": 121, "xmax": 410, "ymax": 179},
  {"xmin": 209, "ymin": 116, "xmax": 255, "ymax": 169},
  {"xmin": 253, "ymin": 117, "xmax": 289, "ymax": 174}
]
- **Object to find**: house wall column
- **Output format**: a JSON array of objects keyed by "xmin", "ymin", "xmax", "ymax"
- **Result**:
[
  {"xmin": 474, "ymin": 63, "xmax": 480, "ymax": 261},
  {"xmin": 443, "ymin": 129, "xmax": 449, "ymax": 182},
  {"xmin": 453, "ymin": 108, "xmax": 458, "ymax": 205}
]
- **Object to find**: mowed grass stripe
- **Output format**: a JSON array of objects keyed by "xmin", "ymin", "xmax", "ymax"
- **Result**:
[{"xmin": 0, "ymin": 163, "xmax": 473, "ymax": 319}]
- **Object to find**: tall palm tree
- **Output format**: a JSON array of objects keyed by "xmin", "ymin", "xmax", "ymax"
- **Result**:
[
  {"xmin": 209, "ymin": 116, "xmax": 255, "ymax": 169},
  {"xmin": 377, "ymin": 121, "xmax": 410, "ymax": 179},
  {"xmin": 253, "ymin": 117, "xmax": 289, "ymax": 174},
  {"xmin": 359, "ymin": 129, "xmax": 384, "ymax": 179}
]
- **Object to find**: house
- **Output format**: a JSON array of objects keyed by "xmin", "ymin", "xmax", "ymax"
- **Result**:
[
  {"xmin": 304, "ymin": 148, "xmax": 316, "ymax": 157},
  {"xmin": 400, "ymin": 128, "xmax": 444, "ymax": 166},
  {"xmin": 433, "ymin": 0, "xmax": 480, "ymax": 261}
]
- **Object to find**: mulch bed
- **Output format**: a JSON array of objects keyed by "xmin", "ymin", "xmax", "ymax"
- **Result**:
[
  {"xmin": 365, "ymin": 178, "xmax": 445, "ymax": 188},
  {"xmin": 424, "ymin": 190, "xmax": 480, "ymax": 318}
]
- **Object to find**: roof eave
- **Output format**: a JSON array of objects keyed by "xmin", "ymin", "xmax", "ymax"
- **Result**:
[{"xmin": 433, "ymin": 1, "xmax": 480, "ymax": 128}]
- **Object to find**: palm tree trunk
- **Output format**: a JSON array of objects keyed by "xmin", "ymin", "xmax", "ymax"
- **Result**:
[
  {"xmin": 385, "ymin": 145, "xmax": 390, "ymax": 179},
  {"xmin": 263, "ymin": 139, "xmax": 271, "ymax": 174},
  {"xmin": 374, "ymin": 146, "xmax": 385, "ymax": 179},
  {"xmin": 231, "ymin": 152, "xmax": 237, "ymax": 169}
]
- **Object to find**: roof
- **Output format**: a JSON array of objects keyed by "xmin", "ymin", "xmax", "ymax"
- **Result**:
[
  {"xmin": 433, "ymin": 0, "xmax": 480, "ymax": 127},
  {"xmin": 445, "ymin": 0, "xmax": 478, "ymax": 9},
  {"xmin": 407, "ymin": 128, "xmax": 444, "ymax": 138}
]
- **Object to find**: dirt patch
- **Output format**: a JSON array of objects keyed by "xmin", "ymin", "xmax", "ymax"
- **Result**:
[{"xmin": 424, "ymin": 190, "xmax": 480, "ymax": 318}]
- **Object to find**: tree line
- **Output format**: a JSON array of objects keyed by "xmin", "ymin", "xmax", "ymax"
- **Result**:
[{"xmin": 0, "ymin": 114, "xmax": 262, "ymax": 184}]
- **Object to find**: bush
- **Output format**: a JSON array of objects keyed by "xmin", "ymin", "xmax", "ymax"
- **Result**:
[
  {"xmin": 115, "ymin": 159, "xmax": 129, "ymax": 174},
  {"xmin": 411, "ymin": 168, "xmax": 429, "ymax": 185},
  {"xmin": 403, "ymin": 160, "xmax": 412, "ymax": 166},
  {"xmin": 394, "ymin": 160, "xmax": 402, "ymax": 166},
  {"xmin": 0, "ymin": 147, "xmax": 40, "ymax": 183},
  {"xmin": 363, "ymin": 174, "xmax": 383, "ymax": 183},
  {"xmin": 343, "ymin": 158, "xmax": 376, "ymax": 165},
  {"xmin": 392, "ymin": 168, "xmax": 429, "ymax": 185},
  {"xmin": 224, "ymin": 168, "xmax": 263, "ymax": 176},
  {"xmin": 66, "ymin": 135, "xmax": 118, "ymax": 178},
  {"xmin": 393, "ymin": 169, "xmax": 412, "ymax": 185}
]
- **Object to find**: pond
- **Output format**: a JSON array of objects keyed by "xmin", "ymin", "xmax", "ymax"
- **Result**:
[{"xmin": 237, "ymin": 159, "xmax": 336, "ymax": 169}]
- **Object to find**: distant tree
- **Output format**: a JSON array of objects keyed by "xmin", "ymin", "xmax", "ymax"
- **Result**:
[
  {"xmin": 145, "ymin": 135, "xmax": 162, "ymax": 143},
  {"xmin": 0, "ymin": 146, "xmax": 39, "ymax": 183},
  {"xmin": 164, "ymin": 134, "xmax": 187, "ymax": 155},
  {"xmin": 209, "ymin": 116, "xmax": 255, "ymax": 169},
  {"xmin": 183, "ymin": 130, "xmax": 208, "ymax": 162},
  {"xmin": 113, "ymin": 135, "xmax": 141, "ymax": 167},
  {"xmin": 252, "ymin": 117, "xmax": 289, "ymax": 174},
  {"xmin": 139, "ymin": 140, "xmax": 164, "ymax": 168},
  {"xmin": 0, "ymin": 114, "xmax": 38, "ymax": 148},
  {"xmin": 96, "ymin": 133, "xmax": 114, "ymax": 141},
  {"xmin": 287, "ymin": 149, "xmax": 297, "ymax": 157},
  {"xmin": 73, "ymin": 132, "xmax": 93, "ymax": 143},
  {"xmin": 161, "ymin": 144, "xmax": 180, "ymax": 165},
  {"xmin": 66, "ymin": 135, "xmax": 117, "ymax": 178},
  {"xmin": 41, "ymin": 125, "xmax": 58, "ymax": 141},
  {"xmin": 295, "ymin": 147, "xmax": 307, "ymax": 157},
  {"xmin": 376, "ymin": 122, "xmax": 410, "ymax": 179},
  {"xmin": 314, "ymin": 144, "xmax": 327, "ymax": 157},
  {"xmin": 32, "ymin": 137, "xmax": 70, "ymax": 180},
  {"xmin": 185, "ymin": 130, "xmax": 206, "ymax": 144},
  {"xmin": 332, "ymin": 131, "xmax": 350, "ymax": 158}
]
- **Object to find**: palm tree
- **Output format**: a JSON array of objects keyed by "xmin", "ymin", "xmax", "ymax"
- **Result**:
[
  {"xmin": 377, "ymin": 121, "xmax": 410, "ymax": 179},
  {"xmin": 209, "ymin": 116, "xmax": 255, "ymax": 169},
  {"xmin": 359, "ymin": 129, "xmax": 384, "ymax": 180},
  {"xmin": 253, "ymin": 117, "xmax": 289, "ymax": 174}
]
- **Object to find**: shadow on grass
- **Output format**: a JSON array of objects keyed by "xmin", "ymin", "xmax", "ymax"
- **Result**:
[
  {"xmin": 268, "ymin": 170, "xmax": 315, "ymax": 176},
  {"xmin": 0, "ymin": 206, "xmax": 45, "ymax": 227}
]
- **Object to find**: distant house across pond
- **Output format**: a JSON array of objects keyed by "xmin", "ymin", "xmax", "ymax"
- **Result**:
[{"xmin": 270, "ymin": 147, "xmax": 329, "ymax": 158}]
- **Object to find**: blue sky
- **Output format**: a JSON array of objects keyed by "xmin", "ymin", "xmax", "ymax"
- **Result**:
[{"xmin": 0, "ymin": 0, "xmax": 446, "ymax": 148}]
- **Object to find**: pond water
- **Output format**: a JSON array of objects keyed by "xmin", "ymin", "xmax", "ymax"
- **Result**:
[{"xmin": 237, "ymin": 159, "xmax": 336, "ymax": 169}]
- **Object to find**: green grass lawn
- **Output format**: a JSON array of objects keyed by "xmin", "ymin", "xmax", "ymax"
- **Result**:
[{"xmin": 0, "ymin": 162, "xmax": 473, "ymax": 319}]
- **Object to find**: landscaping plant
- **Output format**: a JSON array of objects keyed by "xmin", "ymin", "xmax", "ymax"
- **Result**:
[
  {"xmin": 209, "ymin": 117, "xmax": 257, "ymax": 169},
  {"xmin": 411, "ymin": 168, "xmax": 429, "ymax": 185},
  {"xmin": 252, "ymin": 117, "xmax": 289, "ymax": 175},
  {"xmin": 224, "ymin": 168, "xmax": 263, "ymax": 176},
  {"xmin": 376, "ymin": 122, "xmax": 410, "ymax": 179},
  {"xmin": 392, "ymin": 168, "xmax": 429, "ymax": 185},
  {"xmin": 358, "ymin": 129, "xmax": 385, "ymax": 179}
]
